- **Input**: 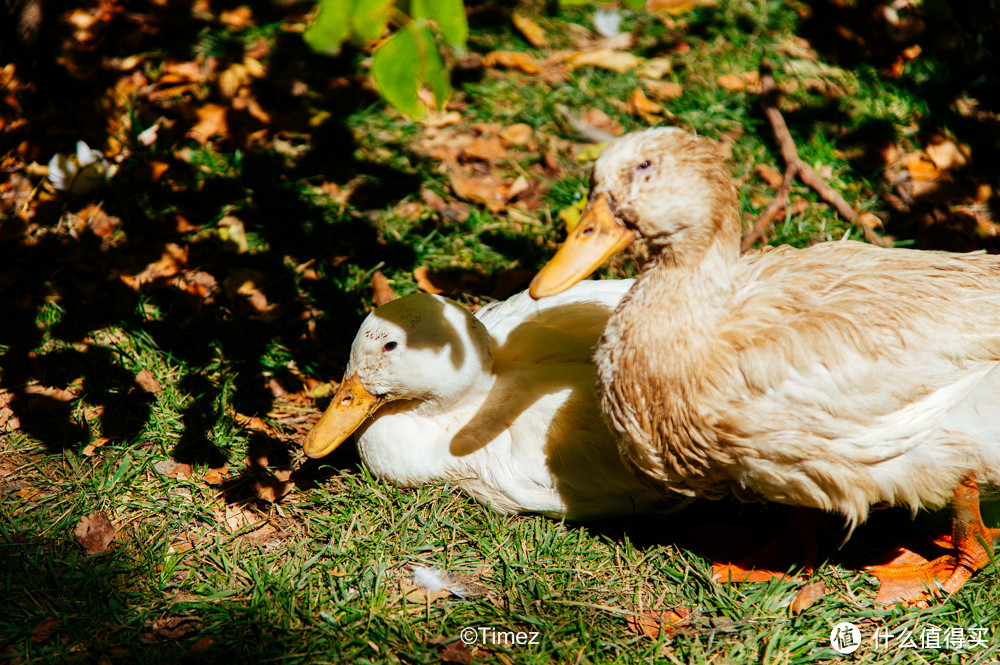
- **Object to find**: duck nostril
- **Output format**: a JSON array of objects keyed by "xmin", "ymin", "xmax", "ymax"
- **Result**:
[
  {"xmin": 341, "ymin": 395, "xmax": 353, "ymax": 405},
  {"xmin": 581, "ymin": 225, "xmax": 595, "ymax": 238}
]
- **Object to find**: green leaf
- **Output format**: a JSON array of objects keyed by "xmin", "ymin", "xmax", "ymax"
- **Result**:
[
  {"xmin": 371, "ymin": 23, "xmax": 424, "ymax": 118},
  {"xmin": 622, "ymin": 0, "xmax": 646, "ymax": 8},
  {"xmin": 304, "ymin": 0, "xmax": 353, "ymax": 56},
  {"xmin": 422, "ymin": 0, "xmax": 468, "ymax": 48},
  {"xmin": 416, "ymin": 23, "xmax": 451, "ymax": 108},
  {"xmin": 371, "ymin": 20, "xmax": 451, "ymax": 118},
  {"xmin": 350, "ymin": 0, "xmax": 394, "ymax": 45}
]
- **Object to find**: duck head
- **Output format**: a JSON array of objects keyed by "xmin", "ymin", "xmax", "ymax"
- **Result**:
[
  {"xmin": 530, "ymin": 127, "xmax": 739, "ymax": 299},
  {"xmin": 303, "ymin": 293, "xmax": 494, "ymax": 458}
]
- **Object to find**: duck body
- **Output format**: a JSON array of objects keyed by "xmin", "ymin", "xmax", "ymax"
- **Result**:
[
  {"xmin": 529, "ymin": 128, "xmax": 1000, "ymax": 598},
  {"xmin": 600, "ymin": 238, "xmax": 1000, "ymax": 526},
  {"xmin": 305, "ymin": 281, "xmax": 675, "ymax": 520}
]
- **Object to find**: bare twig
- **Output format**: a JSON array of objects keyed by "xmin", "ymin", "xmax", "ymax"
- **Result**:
[{"xmin": 742, "ymin": 64, "xmax": 890, "ymax": 251}]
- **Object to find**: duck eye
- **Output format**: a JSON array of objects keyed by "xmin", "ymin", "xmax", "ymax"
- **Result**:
[
  {"xmin": 637, "ymin": 160, "xmax": 652, "ymax": 171},
  {"xmin": 383, "ymin": 341, "xmax": 398, "ymax": 351}
]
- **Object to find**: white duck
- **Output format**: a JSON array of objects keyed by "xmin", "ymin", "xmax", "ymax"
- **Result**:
[
  {"xmin": 529, "ymin": 127, "xmax": 1000, "ymax": 601},
  {"xmin": 303, "ymin": 282, "xmax": 678, "ymax": 520}
]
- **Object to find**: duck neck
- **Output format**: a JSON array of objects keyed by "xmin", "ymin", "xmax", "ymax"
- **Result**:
[{"xmin": 636, "ymin": 230, "xmax": 739, "ymax": 340}]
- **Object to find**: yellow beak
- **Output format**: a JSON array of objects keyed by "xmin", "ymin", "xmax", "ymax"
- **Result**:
[
  {"xmin": 303, "ymin": 373, "xmax": 385, "ymax": 459},
  {"xmin": 529, "ymin": 193, "xmax": 635, "ymax": 299}
]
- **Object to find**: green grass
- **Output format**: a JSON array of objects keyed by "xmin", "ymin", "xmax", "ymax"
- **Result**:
[{"xmin": 3, "ymin": 0, "xmax": 1000, "ymax": 662}]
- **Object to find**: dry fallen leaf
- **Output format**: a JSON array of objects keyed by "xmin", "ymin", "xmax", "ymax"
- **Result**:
[
  {"xmin": 188, "ymin": 103, "xmax": 229, "ymax": 144},
  {"xmin": 371, "ymin": 270, "xmax": 396, "ymax": 306},
  {"xmin": 789, "ymin": 581, "xmax": 827, "ymax": 614},
  {"xmin": 203, "ymin": 464, "xmax": 229, "ymax": 486},
  {"xmin": 512, "ymin": 13, "xmax": 548, "ymax": 47},
  {"xmin": 153, "ymin": 459, "xmax": 193, "ymax": 480},
  {"xmin": 414, "ymin": 266, "xmax": 445, "ymax": 295},
  {"xmin": 925, "ymin": 139, "xmax": 970, "ymax": 171},
  {"xmin": 625, "ymin": 606, "xmax": 691, "ymax": 640},
  {"xmin": 152, "ymin": 616, "xmax": 199, "ymax": 639},
  {"xmin": 73, "ymin": 511, "xmax": 116, "ymax": 555},
  {"xmin": 461, "ymin": 135, "xmax": 507, "ymax": 161},
  {"xmin": 220, "ymin": 6, "xmax": 253, "ymax": 28},
  {"xmin": 499, "ymin": 123, "xmax": 533, "ymax": 146},
  {"xmin": 78, "ymin": 203, "xmax": 122, "ymax": 239},
  {"xmin": 31, "ymin": 618, "xmax": 62, "ymax": 643},
  {"xmin": 637, "ymin": 57, "xmax": 673, "ymax": 79},
  {"xmin": 754, "ymin": 164, "xmax": 785, "ymax": 189},
  {"xmin": 441, "ymin": 640, "xmax": 474, "ymax": 665},
  {"xmin": 902, "ymin": 152, "xmax": 943, "ymax": 181},
  {"xmin": 569, "ymin": 48, "xmax": 643, "ymax": 73},
  {"xmin": 190, "ymin": 637, "xmax": 214, "ymax": 653},
  {"xmin": 717, "ymin": 74, "xmax": 746, "ymax": 92},
  {"xmin": 451, "ymin": 174, "xmax": 528, "ymax": 212},
  {"xmin": 483, "ymin": 51, "xmax": 541, "ymax": 74},
  {"xmin": 643, "ymin": 80, "xmax": 684, "ymax": 100},
  {"xmin": 254, "ymin": 471, "xmax": 294, "ymax": 503},
  {"xmin": 578, "ymin": 107, "xmax": 624, "ymax": 137},
  {"xmin": 135, "ymin": 368, "xmax": 162, "ymax": 394},
  {"xmin": 626, "ymin": 87, "xmax": 664, "ymax": 121}
]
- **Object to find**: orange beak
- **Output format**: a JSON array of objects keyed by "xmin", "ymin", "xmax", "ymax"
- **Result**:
[
  {"xmin": 529, "ymin": 193, "xmax": 635, "ymax": 299},
  {"xmin": 303, "ymin": 373, "xmax": 385, "ymax": 459}
]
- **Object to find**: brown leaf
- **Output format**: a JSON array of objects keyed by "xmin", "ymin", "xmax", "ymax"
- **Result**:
[
  {"xmin": 717, "ymin": 74, "xmax": 746, "ymax": 92},
  {"xmin": 483, "ymin": 51, "xmax": 541, "ymax": 74},
  {"xmin": 152, "ymin": 616, "xmax": 199, "ymax": 639},
  {"xmin": 451, "ymin": 174, "xmax": 523, "ymax": 212},
  {"xmin": 31, "ymin": 618, "xmax": 62, "ymax": 643},
  {"xmin": 135, "ymin": 368, "xmax": 162, "ymax": 394},
  {"xmin": 569, "ymin": 48, "xmax": 643, "ymax": 73},
  {"xmin": 224, "ymin": 504, "xmax": 257, "ymax": 531},
  {"xmin": 371, "ymin": 270, "xmax": 396, "ymax": 306},
  {"xmin": 646, "ymin": 0, "xmax": 701, "ymax": 12},
  {"xmin": 789, "ymin": 581, "xmax": 826, "ymax": 614},
  {"xmin": 441, "ymin": 640, "xmax": 474, "ymax": 665},
  {"xmin": 73, "ymin": 512, "xmax": 116, "ymax": 555},
  {"xmin": 188, "ymin": 103, "xmax": 229, "ymax": 144},
  {"xmin": 190, "ymin": 637, "xmax": 214, "ymax": 653},
  {"xmin": 82, "ymin": 437, "xmax": 110, "ymax": 457},
  {"xmin": 16, "ymin": 486, "xmax": 40, "ymax": 500},
  {"xmin": 754, "ymin": 164, "xmax": 785, "ymax": 189},
  {"xmin": 78, "ymin": 203, "xmax": 122, "ymax": 239},
  {"xmin": 625, "ymin": 87, "xmax": 664, "ymax": 121},
  {"xmin": 637, "ymin": 57, "xmax": 673, "ymax": 79},
  {"xmin": 220, "ymin": 6, "xmax": 253, "ymax": 28},
  {"xmin": 414, "ymin": 266, "xmax": 445, "ymax": 295},
  {"xmin": 902, "ymin": 153, "xmax": 942, "ymax": 181},
  {"xmin": 23, "ymin": 383, "xmax": 77, "ymax": 402},
  {"xmin": 578, "ymin": 107, "xmax": 624, "ymax": 136},
  {"xmin": 254, "ymin": 470, "xmax": 294, "ymax": 503},
  {"xmin": 154, "ymin": 459, "xmax": 193, "ymax": 479},
  {"xmin": 421, "ymin": 189, "xmax": 470, "ymax": 222},
  {"xmin": 203, "ymin": 465, "xmax": 229, "ymax": 486},
  {"xmin": 925, "ymin": 139, "xmax": 970, "ymax": 171},
  {"xmin": 461, "ymin": 136, "xmax": 507, "ymax": 161},
  {"xmin": 499, "ymin": 123, "xmax": 533, "ymax": 146},
  {"xmin": 512, "ymin": 13, "xmax": 548, "ymax": 47},
  {"xmin": 626, "ymin": 606, "xmax": 691, "ymax": 640},
  {"xmin": 643, "ymin": 80, "xmax": 683, "ymax": 100}
]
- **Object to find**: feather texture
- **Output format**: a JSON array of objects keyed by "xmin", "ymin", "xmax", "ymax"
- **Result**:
[
  {"xmin": 577, "ymin": 128, "xmax": 1000, "ymax": 528},
  {"xmin": 344, "ymin": 282, "xmax": 682, "ymax": 519}
]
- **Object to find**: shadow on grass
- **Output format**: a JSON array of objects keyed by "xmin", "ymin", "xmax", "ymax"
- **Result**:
[{"xmin": 0, "ymin": 1, "xmax": 431, "ymax": 469}]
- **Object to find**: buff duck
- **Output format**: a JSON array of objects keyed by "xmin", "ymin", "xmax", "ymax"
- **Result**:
[
  {"xmin": 303, "ymin": 282, "xmax": 679, "ymax": 520},
  {"xmin": 529, "ymin": 127, "xmax": 1000, "ymax": 602}
]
